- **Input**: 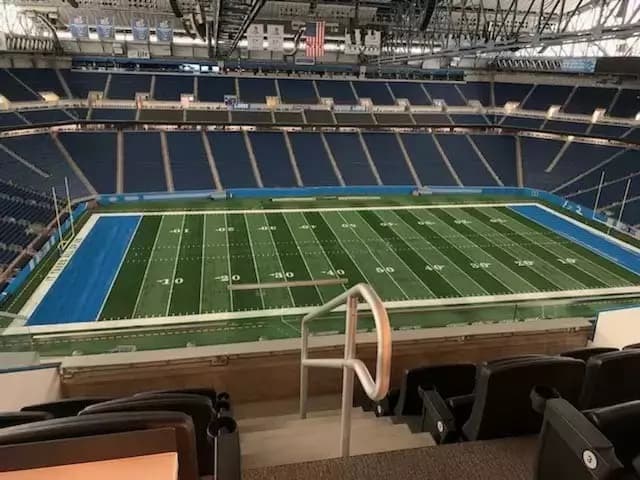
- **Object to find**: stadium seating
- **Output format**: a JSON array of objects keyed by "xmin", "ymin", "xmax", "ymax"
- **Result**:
[
  {"xmin": 288, "ymin": 132, "xmax": 341, "ymax": 186},
  {"xmin": 122, "ymin": 131, "xmax": 166, "ymax": 193},
  {"xmin": 207, "ymin": 131, "xmax": 258, "ymax": 188},
  {"xmin": 579, "ymin": 349, "xmax": 640, "ymax": 409},
  {"xmin": 560, "ymin": 347, "xmax": 619, "ymax": 362},
  {"xmin": 166, "ymin": 131, "xmax": 216, "ymax": 191},
  {"xmin": 0, "ymin": 411, "xmax": 53, "ymax": 428},
  {"xmin": 21, "ymin": 397, "xmax": 114, "ymax": 417},
  {"xmin": 248, "ymin": 131, "xmax": 298, "ymax": 187}
]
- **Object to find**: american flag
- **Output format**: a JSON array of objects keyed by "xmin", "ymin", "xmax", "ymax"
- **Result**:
[{"xmin": 305, "ymin": 21, "xmax": 325, "ymax": 58}]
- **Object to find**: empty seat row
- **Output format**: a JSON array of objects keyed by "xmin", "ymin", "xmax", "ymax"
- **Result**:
[
  {"xmin": 0, "ymin": 388, "xmax": 237, "ymax": 480},
  {"xmin": 379, "ymin": 347, "xmax": 640, "ymax": 445}
]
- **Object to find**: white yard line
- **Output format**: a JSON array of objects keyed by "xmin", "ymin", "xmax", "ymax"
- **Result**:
[
  {"xmin": 96, "ymin": 216, "xmax": 142, "ymax": 319},
  {"xmin": 132, "ymin": 216, "xmax": 165, "ymax": 316},
  {"xmin": 165, "ymin": 215, "xmax": 186, "ymax": 316},
  {"xmin": 198, "ymin": 214, "xmax": 207, "ymax": 314},
  {"xmin": 224, "ymin": 213, "xmax": 234, "ymax": 311},
  {"xmin": 95, "ymin": 202, "xmax": 539, "ymax": 217},
  {"xmin": 242, "ymin": 213, "xmax": 267, "ymax": 310},
  {"xmin": 19, "ymin": 215, "xmax": 100, "ymax": 318},
  {"xmin": 7, "ymin": 284, "xmax": 640, "ymax": 337},
  {"xmin": 262, "ymin": 213, "xmax": 297, "ymax": 307}
]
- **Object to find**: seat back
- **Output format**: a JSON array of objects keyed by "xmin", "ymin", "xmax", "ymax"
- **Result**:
[
  {"xmin": 561, "ymin": 347, "xmax": 619, "ymax": 362},
  {"xmin": 581, "ymin": 350, "xmax": 640, "ymax": 409},
  {"xmin": 394, "ymin": 364, "xmax": 476, "ymax": 416},
  {"xmin": 0, "ymin": 411, "xmax": 199, "ymax": 480},
  {"xmin": 535, "ymin": 397, "xmax": 624, "ymax": 480},
  {"xmin": 0, "ymin": 411, "xmax": 53, "ymax": 429},
  {"xmin": 79, "ymin": 394, "xmax": 214, "ymax": 475},
  {"xmin": 134, "ymin": 388, "xmax": 217, "ymax": 405},
  {"xmin": 20, "ymin": 397, "xmax": 114, "ymax": 417},
  {"xmin": 463, "ymin": 356, "xmax": 585, "ymax": 441},
  {"xmin": 624, "ymin": 343, "xmax": 640, "ymax": 350},
  {"xmin": 585, "ymin": 400, "xmax": 640, "ymax": 471}
]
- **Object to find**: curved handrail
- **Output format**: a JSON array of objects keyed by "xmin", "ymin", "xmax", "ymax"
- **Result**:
[{"xmin": 299, "ymin": 283, "xmax": 392, "ymax": 457}]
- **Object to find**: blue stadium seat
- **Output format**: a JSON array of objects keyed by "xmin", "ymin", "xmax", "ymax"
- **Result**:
[
  {"xmin": 520, "ymin": 137, "xmax": 566, "ymax": 191},
  {"xmin": 387, "ymin": 82, "xmax": 431, "ymax": 106},
  {"xmin": 10, "ymin": 69, "xmax": 66, "ymax": 98},
  {"xmin": 0, "ymin": 112, "xmax": 28, "ymax": 128},
  {"xmin": 2, "ymin": 134, "xmax": 88, "ymax": 197},
  {"xmin": 197, "ymin": 76, "xmax": 237, "ymax": 102},
  {"xmin": 324, "ymin": 133, "xmax": 377, "ymax": 185},
  {"xmin": 237, "ymin": 77, "xmax": 277, "ymax": 103},
  {"xmin": 107, "ymin": 73, "xmax": 151, "ymax": 100},
  {"xmin": 500, "ymin": 115, "xmax": 545, "ymax": 130},
  {"xmin": 61, "ymin": 70, "xmax": 108, "ymax": 99},
  {"xmin": 543, "ymin": 120, "xmax": 591, "ymax": 135},
  {"xmin": 494, "ymin": 83, "xmax": 533, "ymax": 107},
  {"xmin": 59, "ymin": 132, "xmax": 117, "ymax": 194},
  {"xmin": 361, "ymin": 133, "xmax": 414, "ymax": 185},
  {"xmin": 19, "ymin": 109, "xmax": 74, "ymax": 125},
  {"xmin": 0, "ymin": 69, "xmax": 41, "ymax": 102},
  {"xmin": 564, "ymin": 87, "xmax": 618, "ymax": 115},
  {"xmin": 521, "ymin": 84, "xmax": 573, "ymax": 111},
  {"xmin": 352, "ymin": 81, "xmax": 395, "ymax": 105},
  {"xmin": 122, "ymin": 132, "xmax": 166, "ymax": 192},
  {"xmin": 277, "ymin": 78, "xmax": 318, "ymax": 104},
  {"xmin": 288, "ymin": 132, "xmax": 340, "ymax": 186},
  {"xmin": 457, "ymin": 82, "xmax": 492, "ymax": 106},
  {"xmin": 166, "ymin": 132, "xmax": 215, "ymax": 191},
  {"xmin": 470, "ymin": 135, "xmax": 518, "ymax": 186},
  {"xmin": 206, "ymin": 132, "xmax": 257, "ymax": 188},
  {"xmin": 423, "ymin": 83, "xmax": 466, "ymax": 106},
  {"xmin": 248, "ymin": 132, "xmax": 297, "ymax": 188},
  {"xmin": 608, "ymin": 89, "xmax": 640, "ymax": 118},
  {"xmin": 435, "ymin": 135, "xmax": 498, "ymax": 186},
  {"xmin": 154, "ymin": 75, "xmax": 194, "ymax": 101},
  {"xmin": 315, "ymin": 80, "xmax": 357, "ymax": 105},
  {"xmin": 399, "ymin": 133, "xmax": 457, "ymax": 186}
]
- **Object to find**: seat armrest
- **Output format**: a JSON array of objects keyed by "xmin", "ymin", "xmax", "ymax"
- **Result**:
[
  {"xmin": 375, "ymin": 388, "xmax": 399, "ymax": 417},
  {"xmin": 418, "ymin": 386, "xmax": 457, "ymax": 444},
  {"xmin": 447, "ymin": 393, "xmax": 475, "ymax": 427}
]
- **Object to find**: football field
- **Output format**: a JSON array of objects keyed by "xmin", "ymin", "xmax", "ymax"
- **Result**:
[{"xmin": 20, "ymin": 201, "xmax": 640, "ymax": 329}]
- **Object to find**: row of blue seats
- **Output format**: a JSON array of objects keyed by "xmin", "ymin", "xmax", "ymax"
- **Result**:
[
  {"xmin": 2, "ymin": 68, "xmax": 640, "ymax": 118},
  {"xmin": 0, "ymin": 131, "xmax": 636, "ymax": 224}
]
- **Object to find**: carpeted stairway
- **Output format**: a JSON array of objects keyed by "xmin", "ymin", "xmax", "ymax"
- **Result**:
[{"xmin": 243, "ymin": 436, "xmax": 538, "ymax": 480}]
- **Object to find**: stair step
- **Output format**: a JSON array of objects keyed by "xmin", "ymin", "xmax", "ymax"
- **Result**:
[
  {"xmin": 241, "ymin": 417, "xmax": 434, "ymax": 468},
  {"xmin": 238, "ymin": 408, "xmax": 369, "ymax": 433}
]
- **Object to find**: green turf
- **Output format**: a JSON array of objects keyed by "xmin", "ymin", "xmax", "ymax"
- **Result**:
[{"xmin": 97, "ymin": 204, "xmax": 640, "ymax": 321}]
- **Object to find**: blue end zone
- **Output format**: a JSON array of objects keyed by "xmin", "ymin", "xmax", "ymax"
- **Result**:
[
  {"xmin": 27, "ymin": 216, "xmax": 141, "ymax": 326},
  {"xmin": 510, "ymin": 205, "xmax": 640, "ymax": 276}
]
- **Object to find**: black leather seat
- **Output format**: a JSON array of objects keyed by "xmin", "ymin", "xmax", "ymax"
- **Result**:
[
  {"xmin": 624, "ymin": 343, "xmax": 640, "ymax": 350},
  {"xmin": 386, "ymin": 364, "xmax": 476, "ymax": 417},
  {"xmin": 0, "ymin": 411, "xmax": 53, "ymax": 428},
  {"xmin": 134, "ymin": 388, "xmax": 218, "ymax": 404},
  {"xmin": 580, "ymin": 350, "xmax": 640, "ymax": 409},
  {"xmin": 462, "ymin": 356, "xmax": 585, "ymax": 441},
  {"xmin": 585, "ymin": 400, "xmax": 640, "ymax": 473},
  {"xmin": 20, "ymin": 397, "xmax": 114, "ymax": 417},
  {"xmin": 79, "ymin": 393, "xmax": 215, "ymax": 475},
  {"xmin": 561, "ymin": 347, "xmax": 619, "ymax": 362},
  {"xmin": 0, "ymin": 411, "xmax": 199, "ymax": 480}
]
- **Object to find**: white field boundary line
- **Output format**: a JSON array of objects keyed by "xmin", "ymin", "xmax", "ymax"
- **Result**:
[
  {"xmin": 534, "ymin": 204, "xmax": 640, "ymax": 256},
  {"xmin": 7, "ymin": 284, "xmax": 640, "ymax": 337},
  {"xmin": 18, "ymin": 215, "xmax": 101, "ymax": 320},
  {"xmin": 96, "ymin": 216, "xmax": 142, "ymax": 319},
  {"xmin": 95, "ymin": 202, "xmax": 540, "ymax": 217}
]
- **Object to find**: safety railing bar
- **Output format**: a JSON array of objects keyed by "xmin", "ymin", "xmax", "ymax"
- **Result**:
[{"xmin": 299, "ymin": 283, "xmax": 391, "ymax": 459}]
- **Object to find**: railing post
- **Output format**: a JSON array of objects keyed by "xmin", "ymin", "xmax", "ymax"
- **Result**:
[
  {"xmin": 340, "ymin": 294, "xmax": 358, "ymax": 458},
  {"xmin": 300, "ymin": 323, "xmax": 309, "ymax": 419}
]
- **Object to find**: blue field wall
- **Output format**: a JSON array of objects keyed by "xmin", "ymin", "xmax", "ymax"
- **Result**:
[
  {"xmin": 27, "ymin": 216, "xmax": 140, "ymax": 325},
  {"xmin": 510, "ymin": 205, "xmax": 640, "ymax": 276},
  {"xmin": 0, "ymin": 203, "xmax": 88, "ymax": 306}
]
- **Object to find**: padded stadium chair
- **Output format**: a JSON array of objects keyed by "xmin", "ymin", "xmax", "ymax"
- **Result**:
[
  {"xmin": 134, "ymin": 388, "xmax": 231, "ymax": 413},
  {"xmin": 0, "ymin": 411, "xmax": 199, "ymax": 480},
  {"xmin": 79, "ymin": 393, "xmax": 217, "ymax": 475},
  {"xmin": 580, "ymin": 350, "xmax": 640, "ymax": 409},
  {"xmin": 376, "ymin": 364, "xmax": 476, "ymax": 418},
  {"xmin": 532, "ymin": 387, "xmax": 629, "ymax": 480},
  {"xmin": 463, "ymin": 356, "xmax": 585, "ymax": 441},
  {"xmin": 561, "ymin": 347, "xmax": 619, "ymax": 362},
  {"xmin": 624, "ymin": 343, "xmax": 640, "ymax": 350},
  {"xmin": 0, "ymin": 411, "xmax": 53, "ymax": 428},
  {"xmin": 422, "ymin": 356, "xmax": 585, "ymax": 443},
  {"xmin": 20, "ymin": 397, "xmax": 114, "ymax": 418},
  {"xmin": 585, "ymin": 400, "xmax": 640, "ymax": 474}
]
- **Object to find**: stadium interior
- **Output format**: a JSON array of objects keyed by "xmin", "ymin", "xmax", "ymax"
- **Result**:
[{"xmin": 3, "ymin": 0, "xmax": 640, "ymax": 478}]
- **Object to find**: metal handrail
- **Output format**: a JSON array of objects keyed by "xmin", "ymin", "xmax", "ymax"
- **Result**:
[{"xmin": 299, "ymin": 283, "xmax": 392, "ymax": 458}]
